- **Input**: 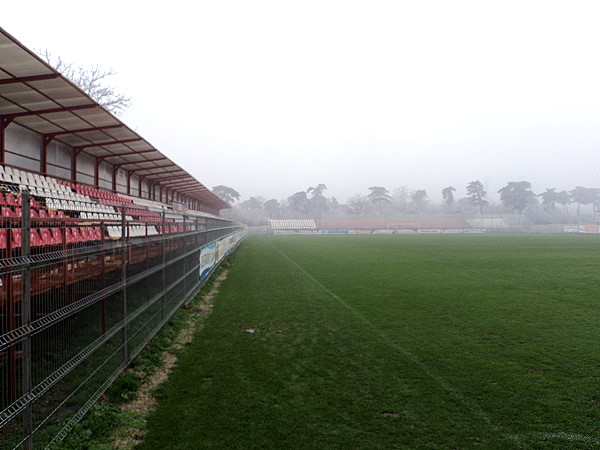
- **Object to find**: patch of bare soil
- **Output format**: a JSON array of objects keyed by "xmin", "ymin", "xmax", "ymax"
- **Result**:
[{"xmin": 112, "ymin": 270, "xmax": 229, "ymax": 448}]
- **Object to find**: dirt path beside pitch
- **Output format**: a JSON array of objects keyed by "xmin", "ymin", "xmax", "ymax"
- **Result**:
[{"xmin": 112, "ymin": 270, "xmax": 229, "ymax": 448}]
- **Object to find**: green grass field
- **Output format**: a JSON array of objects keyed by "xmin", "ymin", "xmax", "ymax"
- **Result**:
[{"xmin": 140, "ymin": 235, "xmax": 600, "ymax": 449}]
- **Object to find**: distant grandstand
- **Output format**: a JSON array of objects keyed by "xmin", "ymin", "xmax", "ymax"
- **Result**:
[
  {"xmin": 466, "ymin": 218, "xmax": 509, "ymax": 228},
  {"xmin": 268, "ymin": 219, "xmax": 317, "ymax": 230},
  {"xmin": 268, "ymin": 217, "xmax": 474, "ymax": 234}
]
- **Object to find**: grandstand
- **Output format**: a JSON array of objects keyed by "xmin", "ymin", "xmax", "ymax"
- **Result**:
[
  {"xmin": 268, "ymin": 217, "xmax": 468, "ymax": 234},
  {"xmin": 268, "ymin": 219, "xmax": 317, "ymax": 230},
  {"xmin": 466, "ymin": 218, "xmax": 509, "ymax": 228},
  {"xmin": 0, "ymin": 26, "xmax": 243, "ymax": 447}
]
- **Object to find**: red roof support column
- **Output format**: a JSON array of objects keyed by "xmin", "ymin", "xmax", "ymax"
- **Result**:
[
  {"xmin": 138, "ymin": 176, "xmax": 146, "ymax": 198},
  {"xmin": 94, "ymin": 158, "xmax": 100, "ymax": 188},
  {"xmin": 0, "ymin": 116, "xmax": 12, "ymax": 166},
  {"xmin": 112, "ymin": 164, "xmax": 123, "ymax": 192},
  {"xmin": 127, "ymin": 171, "xmax": 134, "ymax": 195},
  {"xmin": 41, "ymin": 136, "xmax": 52, "ymax": 174}
]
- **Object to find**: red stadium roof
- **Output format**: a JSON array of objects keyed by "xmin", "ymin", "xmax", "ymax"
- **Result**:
[{"xmin": 0, "ymin": 26, "xmax": 229, "ymax": 211}]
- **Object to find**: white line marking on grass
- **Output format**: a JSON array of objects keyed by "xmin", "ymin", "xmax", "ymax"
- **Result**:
[
  {"xmin": 265, "ymin": 240, "xmax": 600, "ymax": 446},
  {"xmin": 265, "ymin": 240, "xmax": 499, "ymax": 429}
]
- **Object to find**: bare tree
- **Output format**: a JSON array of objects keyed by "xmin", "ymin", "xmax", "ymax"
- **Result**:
[
  {"xmin": 393, "ymin": 186, "xmax": 410, "ymax": 212},
  {"xmin": 38, "ymin": 50, "xmax": 132, "ymax": 115},
  {"xmin": 556, "ymin": 190, "xmax": 571, "ymax": 215},
  {"xmin": 347, "ymin": 194, "xmax": 372, "ymax": 216},
  {"xmin": 410, "ymin": 190, "xmax": 428, "ymax": 213}
]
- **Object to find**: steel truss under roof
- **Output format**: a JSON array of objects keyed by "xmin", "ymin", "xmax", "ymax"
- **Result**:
[{"xmin": 0, "ymin": 26, "xmax": 229, "ymax": 211}]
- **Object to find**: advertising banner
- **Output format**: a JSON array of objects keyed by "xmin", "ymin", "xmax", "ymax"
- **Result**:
[
  {"xmin": 349, "ymin": 229, "xmax": 372, "ymax": 235},
  {"xmin": 215, "ymin": 238, "xmax": 225, "ymax": 262},
  {"xmin": 199, "ymin": 242, "xmax": 216, "ymax": 280},
  {"xmin": 579, "ymin": 226, "xmax": 598, "ymax": 234},
  {"xmin": 563, "ymin": 226, "xmax": 579, "ymax": 233},
  {"xmin": 200, "ymin": 232, "xmax": 244, "ymax": 281}
]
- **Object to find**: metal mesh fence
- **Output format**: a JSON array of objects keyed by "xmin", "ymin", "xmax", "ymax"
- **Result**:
[{"xmin": 0, "ymin": 184, "xmax": 244, "ymax": 448}]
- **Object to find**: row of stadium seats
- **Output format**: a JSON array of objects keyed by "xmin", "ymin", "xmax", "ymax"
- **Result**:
[
  {"xmin": 121, "ymin": 207, "xmax": 161, "ymax": 218},
  {"xmin": 107, "ymin": 226, "xmax": 160, "ymax": 239},
  {"xmin": 80, "ymin": 212, "xmax": 131, "ymax": 221},
  {"xmin": 46, "ymin": 198, "xmax": 115, "ymax": 214},
  {"xmin": 22, "ymin": 186, "xmax": 88, "ymax": 202},
  {"xmin": 121, "ymin": 194, "xmax": 169, "ymax": 211},
  {"xmin": 2, "ymin": 207, "xmax": 67, "ymax": 219},
  {"xmin": 1, "ymin": 221, "xmax": 189, "ymax": 247},
  {"xmin": 0, "ymin": 226, "xmax": 104, "ymax": 249},
  {"xmin": 466, "ymin": 219, "xmax": 509, "ymax": 228},
  {"xmin": 268, "ymin": 219, "xmax": 317, "ymax": 230},
  {"xmin": 0, "ymin": 166, "xmax": 71, "ymax": 193},
  {"xmin": 0, "ymin": 192, "xmax": 39, "ymax": 207},
  {"xmin": 73, "ymin": 183, "xmax": 134, "ymax": 204}
]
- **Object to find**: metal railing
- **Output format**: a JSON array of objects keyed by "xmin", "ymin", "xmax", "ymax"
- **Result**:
[{"xmin": 0, "ymin": 185, "xmax": 244, "ymax": 448}]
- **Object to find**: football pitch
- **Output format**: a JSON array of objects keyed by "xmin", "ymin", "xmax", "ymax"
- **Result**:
[{"xmin": 141, "ymin": 235, "xmax": 600, "ymax": 449}]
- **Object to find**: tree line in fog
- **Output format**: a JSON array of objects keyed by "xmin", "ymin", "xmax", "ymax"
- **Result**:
[{"xmin": 212, "ymin": 182, "xmax": 600, "ymax": 226}]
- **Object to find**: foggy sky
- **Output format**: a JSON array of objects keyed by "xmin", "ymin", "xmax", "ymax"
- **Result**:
[{"xmin": 4, "ymin": 1, "xmax": 600, "ymax": 203}]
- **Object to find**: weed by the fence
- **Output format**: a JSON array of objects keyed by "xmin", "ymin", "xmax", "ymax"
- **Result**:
[
  {"xmin": 52, "ymin": 402, "xmax": 129, "ymax": 449},
  {"xmin": 106, "ymin": 372, "xmax": 142, "ymax": 404}
]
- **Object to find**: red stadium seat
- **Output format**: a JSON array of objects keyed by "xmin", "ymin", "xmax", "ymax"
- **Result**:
[
  {"xmin": 38, "ymin": 209, "xmax": 49, "ymax": 219},
  {"xmin": 2, "ymin": 207, "xmax": 13, "ymax": 217},
  {"xmin": 10, "ymin": 229, "xmax": 22, "ymax": 248},
  {"xmin": 80, "ymin": 227, "xmax": 91, "ymax": 241},
  {"xmin": 30, "ymin": 229, "xmax": 42, "ymax": 246},
  {"xmin": 0, "ymin": 229, "xmax": 6, "ymax": 249},
  {"xmin": 5, "ymin": 194, "xmax": 18, "ymax": 206},
  {"xmin": 50, "ymin": 228, "xmax": 63, "ymax": 245},
  {"xmin": 39, "ymin": 228, "xmax": 52, "ymax": 246},
  {"xmin": 70, "ymin": 228, "xmax": 83, "ymax": 243}
]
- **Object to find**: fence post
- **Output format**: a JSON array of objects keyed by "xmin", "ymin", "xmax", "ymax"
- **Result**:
[
  {"xmin": 21, "ymin": 188, "xmax": 33, "ymax": 449},
  {"xmin": 161, "ymin": 211, "xmax": 166, "ymax": 323},
  {"xmin": 120, "ymin": 205, "xmax": 128, "ymax": 364},
  {"xmin": 183, "ymin": 215, "xmax": 188, "ymax": 294}
]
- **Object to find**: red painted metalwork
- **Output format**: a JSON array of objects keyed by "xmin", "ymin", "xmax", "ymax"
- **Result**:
[
  {"xmin": 74, "ymin": 138, "xmax": 144, "ymax": 152},
  {"xmin": 0, "ymin": 117, "xmax": 13, "ymax": 166},
  {"xmin": 0, "ymin": 73, "xmax": 60, "ymax": 85},
  {"xmin": 41, "ymin": 136, "xmax": 52, "ymax": 174},
  {"xmin": 44, "ymin": 124, "xmax": 125, "ymax": 141},
  {"xmin": 4, "ymin": 104, "xmax": 98, "ymax": 119}
]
